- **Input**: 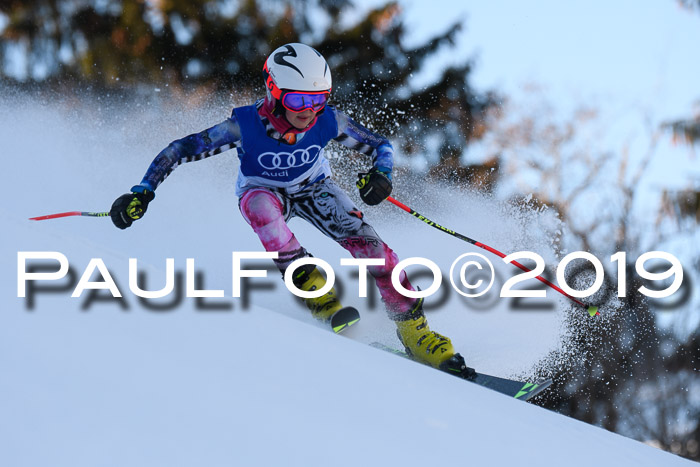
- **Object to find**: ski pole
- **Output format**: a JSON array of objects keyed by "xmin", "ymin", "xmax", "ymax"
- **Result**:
[
  {"xmin": 386, "ymin": 196, "xmax": 599, "ymax": 317},
  {"xmin": 29, "ymin": 211, "xmax": 110, "ymax": 221}
]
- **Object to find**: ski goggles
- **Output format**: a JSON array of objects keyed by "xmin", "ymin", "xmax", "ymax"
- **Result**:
[{"xmin": 280, "ymin": 91, "xmax": 330, "ymax": 113}]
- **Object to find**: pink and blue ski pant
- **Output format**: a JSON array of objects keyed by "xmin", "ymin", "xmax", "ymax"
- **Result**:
[{"xmin": 238, "ymin": 178, "xmax": 416, "ymax": 317}]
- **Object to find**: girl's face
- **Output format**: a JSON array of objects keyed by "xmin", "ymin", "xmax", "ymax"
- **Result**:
[{"xmin": 285, "ymin": 108, "xmax": 317, "ymax": 130}]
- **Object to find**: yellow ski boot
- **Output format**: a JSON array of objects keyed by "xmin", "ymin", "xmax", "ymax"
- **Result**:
[
  {"xmin": 395, "ymin": 298, "xmax": 476, "ymax": 379},
  {"xmin": 293, "ymin": 265, "xmax": 360, "ymax": 333}
]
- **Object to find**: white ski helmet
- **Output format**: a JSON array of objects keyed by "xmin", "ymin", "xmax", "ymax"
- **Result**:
[{"xmin": 263, "ymin": 43, "xmax": 332, "ymax": 99}]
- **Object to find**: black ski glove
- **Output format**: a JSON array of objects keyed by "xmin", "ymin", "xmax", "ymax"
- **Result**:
[
  {"xmin": 356, "ymin": 167, "xmax": 392, "ymax": 206},
  {"xmin": 110, "ymin": 186, "xmax": 155, "ymax": 230}
]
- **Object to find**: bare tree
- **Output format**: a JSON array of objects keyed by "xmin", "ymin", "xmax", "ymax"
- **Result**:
[{"xmin": 480, "ymin": 86, "xmax": 699, "ymax": 460}]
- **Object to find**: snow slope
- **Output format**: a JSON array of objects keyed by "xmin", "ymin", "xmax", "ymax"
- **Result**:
[{"xmin": 1, "ymin": 93, "xmax": 693, "ymax": 466}]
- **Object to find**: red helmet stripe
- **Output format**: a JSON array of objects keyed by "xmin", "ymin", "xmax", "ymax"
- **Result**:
[{"xmin": 262, "ymin": 61, "xmax": 283, "ymax": 100}]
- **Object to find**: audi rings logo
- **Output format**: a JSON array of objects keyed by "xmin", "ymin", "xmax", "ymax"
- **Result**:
[{"xmin": 258, "ymin": 145, "xmax": 322, "ymax": 170}]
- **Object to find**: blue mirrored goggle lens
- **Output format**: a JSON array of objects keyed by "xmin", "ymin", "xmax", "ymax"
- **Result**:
[{"xmin": 282, "ymin": 92, "xmax": 329, "ymax": 112}]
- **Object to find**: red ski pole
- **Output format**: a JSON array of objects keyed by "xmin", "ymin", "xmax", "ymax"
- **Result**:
[
  {"xmin": 29, "ymin": 211, "xmax": 110, "ymax": 221},
  {"xmin": 386, "ymin": 196, "xmax": 599, "ymax": 317}
]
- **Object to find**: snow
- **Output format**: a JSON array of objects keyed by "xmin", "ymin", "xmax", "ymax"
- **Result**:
[{"xmin": 1, "ymin": 94, "xmax": 693, "ymax": 466}]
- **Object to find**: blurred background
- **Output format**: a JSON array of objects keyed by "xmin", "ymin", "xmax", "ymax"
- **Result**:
[{"xmin": 1, "ymin": 0, "xmax": 698, "ymax": 461}]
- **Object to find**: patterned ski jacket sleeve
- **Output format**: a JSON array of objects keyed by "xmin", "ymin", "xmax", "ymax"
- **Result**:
[
  {"xmin": 332, "ymin": 108, "xmax": 394, "ymax": 175},
  {"xmin": 135, "ymin": 115, "xmax": 242, "ymax": 192}
]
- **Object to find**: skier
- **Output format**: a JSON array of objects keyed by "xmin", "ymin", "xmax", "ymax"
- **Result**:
[{"xmin": 110, "ymin": 43, "xmax": 474, "ymax": 378}]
